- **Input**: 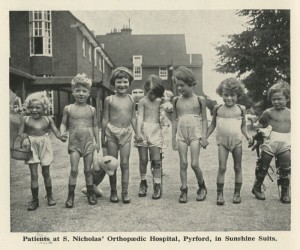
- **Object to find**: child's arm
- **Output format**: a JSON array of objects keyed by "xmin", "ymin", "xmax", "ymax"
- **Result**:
[
  {"xmin": 18, "ymin": 116, "xmax": 27, "ymax": 137},
  {"xmin": 199, "ymin": 96, "xmax": 209, "ymax": 148},
  {"xmin": 135, "ymin": 99, "xmax": 145, "ymax": 142},
  {"xmin": 92, "ymin": 107, "xmax": 100, "ymax": 153},
  {"xmin": 206, "ymin": 105, "xmax": 218, "ymax": 139},
  {"xmin": 101, "ymin": 97, "xmax": 110, "ymax": 149},
  {"xmin": 131, "ymin": 100, "xmax": 137, "ymax": 134},
  {"xmin": 48, "ymin": 116, "xmax": 66, "ymax": 142},
  {"xmin": 172, "ymin": 97, "xmax": 179, "ymax": 150},
  {"xmin": 59, "ymin": 106, "xmax": 69, "ymax": 141},
  {"xmin": 240, "ymin": 105, "xmax": 251, "ymax": 142}
]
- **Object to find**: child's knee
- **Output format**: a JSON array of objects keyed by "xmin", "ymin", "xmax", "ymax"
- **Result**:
[
  {"xmin": 233, "ymin": 164, "xmax": 242, "ymax": 172},
  {"xmin": 218, "ymin": 165, "xmax": 227, "ymax": 175},
  {"xmin": 84, "ymin": 170, "xmax": 93, "ymax": 178},
  {"xmin": 70, "ymin": 169, "xmax": 79, "ymax": 178},
  {"xmin": 180, "ymin": 162, "xmax": 188, "ymax": 170},
  {"xmin": 31, "ymin": 172, "xmax": 39, "ymax": 181},
  {"xmin": 151, "ymin": 160, "xmax": 162, "ymax": 169},
  {"xmin": 191, "ymin": 162, "xmax": 200, "ymax": 171},
  {"xmin": 139, "ymin": 159, "xmax": 148, "ymax": 167},
  {"xmin": 120, "ymin": 161, "xmax": 129, "ymax": 171}
]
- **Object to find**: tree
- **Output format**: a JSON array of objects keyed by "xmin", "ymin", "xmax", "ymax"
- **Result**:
[{"xmin": 215, "ymin": 10, "xmax": 290, "ymax": 105}]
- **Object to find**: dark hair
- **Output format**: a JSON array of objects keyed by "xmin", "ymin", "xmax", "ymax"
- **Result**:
[
  {"xmin": 216, "ymin": 77, "xmax": 245, "ymax": 98},
  {"xmin": 110, "ymin": 67, "xmax": 133, "ymax": 86},
  {"xmin": 146, "ymin": 75, "xmax": 165, "ymax": 98},
  {"xmin": 173, "ymin": 66, "xmax": 197, "ymax": 86},
  {"xmin": 268, "ymin": 80, "xmax": 290, "ymax": 100}
]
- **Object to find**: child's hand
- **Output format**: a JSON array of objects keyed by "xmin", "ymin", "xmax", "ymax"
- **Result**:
[
  {"xmin": 61, "ymin": 133, "xmax": 68, "ymax": 142},
  {"xmin": 248, "ymin": 137, "xmax": 254, "ymax": 148},
  {"xmin": 200, "ymin": 138, "xmax": 209, "ymax": 149},
  {"xmin": 94, "ymin": 143, "xmax": 100, "ymax": 153},
  {"xmin": 134, "ymin": 133, "xmax": 144, "ymax": 143}
]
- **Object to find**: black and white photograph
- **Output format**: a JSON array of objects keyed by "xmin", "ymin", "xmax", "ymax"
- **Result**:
[{"xmin": 2, "ymin": 0, "xmax": 300, "ymax": 249}]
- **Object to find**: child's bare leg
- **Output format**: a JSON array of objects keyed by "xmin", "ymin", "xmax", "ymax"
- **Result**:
[
  {"xmin": 216, "ymin": 145, "xmax": 229, "ymax": 205},
  {"xmin": 120, "ymin": 141, "xmax": 131, "ymax": 203},
  {"xmin": 107, "ymin": 141, "xmax": 119, "ymax": 202},
  {"xmin": 178, "ymin": 141, "xmax": 189, "ymax": 203},
  {"xmin": 28, "ymin": 163, "xmax": 39, "ymax": 210},
  {"xmin": 276, "ymin": 150, "xmax": 291, "ymax": 204},
  {"xmin": 149, "ymin": 146, "xmax": 162, "ymax": 199},
  {"xmin": 232, "ymin": 146, "xmax": 242, "ymax": 204},
  {"xmin": 190, "ymin": 140, "xmax": 207, "ymax": 201},
  {"xmin": 83, "ymin": 152, "xmax": 93, "ymax": 185},
  {"xmin": 29, "ymin": 163, "xmax": 39, "ymax": 188},
  {"xmin": 138, "ymin": 147, "xmax": 148, "ymax": 197},
  {"xmin": 69, "ymin": 152, "xmax": 80, "ymax": 185},
  {"xmin": 42, "ymin": 165, "xmax": 56, "ymax": 206},
  {"xmin": 41, "ymin": 165, "xmax": 51, "ymax": 187},
  {"xmin": 178, "ymin": 141, "xmax": 189, "ymax": 188},
  {"xmin": 66, "ymin": 151, "xmax": 80, "ymax": 208}
]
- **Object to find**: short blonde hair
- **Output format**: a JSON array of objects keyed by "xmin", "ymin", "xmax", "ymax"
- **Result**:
[
  {"xmin": 24, "ymin": 92, "xmax": 51, "ymax": 114},
  {"xmin": 268, "ymin": 80, "xmax": 290, "ymax": 100},
  {"xmin": 71, "ymin": 73, "xmax": 92, "ymax": 90}
]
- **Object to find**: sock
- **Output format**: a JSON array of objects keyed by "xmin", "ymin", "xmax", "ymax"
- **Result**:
[
  {"xmin": 109, "ymin": 172, "xmax": 117, "ymax": 193},
  {"xmin": 217, "ymin": 183, "xmax": 224, "ymax": 194},
  {"xmin": 31, "ymin": 187, "xmax": 39, "ymax": 200},
  {"xmin": 86, "ymin": 185, "xmax": 93, "ymax": 195},
  {"xmin": 140, "ymin": 174, "xmax": 147, "ymax": 180},
  {"xmin": 45, "ymin": 186, "xmax": 52, "ymax": 196},
  {"xmin": 122, "ymin": 182, "xmax": 129, "ymax": 194},
  {"xmin": 68, "ymin": 184, "xmax": 76, "ymax": 195},
  {"xmin": 198, "ymin": 180, "xmax": 206, "ymax": 188},
  {"xmin": 234, "ymin": 182, "xmax": 242, "ymax": 193}
]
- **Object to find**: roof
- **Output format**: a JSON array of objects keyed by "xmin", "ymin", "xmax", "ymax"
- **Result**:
[{"xmin": 96, "ymin": 33, "xmax": 202, "ymax": 67}]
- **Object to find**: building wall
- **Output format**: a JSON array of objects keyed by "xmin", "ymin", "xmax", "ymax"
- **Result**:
[
  {"xmin": 9, "ymin": 11, "xmax": 31, "ymax": 73},
  {"xmin": 52, "ymin": 11, "xmax": 78, "ymax": 77},
  {"xmin": 76, "ymin": 33, "xmax": 93, "ymax": 79}
]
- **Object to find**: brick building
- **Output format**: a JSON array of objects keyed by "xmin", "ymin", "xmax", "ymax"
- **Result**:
[
  {"xmin": 9, "ymin": 11, "xmax": 115, "ymax": 125},
  {"xmin": 96, "ymin": 27, "xmax": 203, "ymax": 97}
]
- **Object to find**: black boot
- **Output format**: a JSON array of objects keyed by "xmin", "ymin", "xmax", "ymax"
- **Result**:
[
  {"xmin": 152, "ymin": 183, "xmax": 162, "ymax": 200},
  {"xmin": 280, "ymin": 177, "xmax": 291, "ymax": 204},
  {"xmin": 86, "ymin": 185, "xmax": 97, "ymax": 205},
  {"xmin": 138, "ymin": 180, "xmax": 148, "ymax": 197},
  {"xmin": 216, "ymin": 183, "xmax": 225, "ymax": 205},
  {"xmin": 122, "ymin": 182, "xmax": 131, "ymax": 204},
  {"xmin": 233, "ymin": 182, "xmax": 242, "ymax": 204},
  {"xmin": 252, "ymin": 176, "xmax": 266, "ymax": 200},
  {"xmin": 65, "ymin": 185, "xmax": 75, "ymax": 208},
  {"xmin": 196, "ymin": 180, "xmax": 207, "ymax": 201},
  {"xmin": 28, "ymin": 187, "xmax": 39, "ymax": 211},
  {"xmin": 45, "ymin": 186, "xmax": 56, "ymax": 206},
  {"xmin": 179, "ymin": 186, "xmax": 188, "ymax": 203}
]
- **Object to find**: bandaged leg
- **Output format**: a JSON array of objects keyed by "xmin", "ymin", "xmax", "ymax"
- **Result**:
[
  {"xmin": 276, "ymin": 160, "xmax": 291, "ymax": 204},
  {"xmin": 252, "ymin": 158, "xmax": 269, "ymax": 200}
]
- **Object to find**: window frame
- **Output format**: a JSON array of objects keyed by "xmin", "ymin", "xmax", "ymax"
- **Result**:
[
  {"xmin": 29, "ymin": 11, "xmax": 52, "ymax": 56},
  {"xmin": 159, "ymin": 67, "xmax": 168, "ymax": 80},
  {"xmin": 133, "ymin": 65, "xmax": 142, "ymax": 80}
]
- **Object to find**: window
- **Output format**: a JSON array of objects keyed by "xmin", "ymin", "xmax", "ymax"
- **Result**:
[
  {"xmin": 98, "ymin": 56, "xmax": 102, "ymax": 72},
  {"xmin": 29, "ymin": 11, "xmax": 52, "ymax": 56},
  {"xmin": 133, "ymin": 66, "xmax": 142, "ymax": 80},
  {"xmin": 159, "ymin": 67, "xmax": 168, "ymax": 80},
  {"xmin": 94, "ymin": 50, "xmax": 97, "ymax": 67},
  {"xmin": 133, "ymin": 55, "xmax": 142, "ymax": 80},
  {"xmin": 88, "ymin": 44, "xmax": 92, "ymax": 62},
  {"xmin": 82, "ymin": 38, "xmax": 86, "ymax": 57},
  {"xmin": 133, "ymin": 55, "xmax": 142, "ymax": 65},
  {"xmin": 102, "ymin": 58, "xmax": 105, "ymax": 73}
]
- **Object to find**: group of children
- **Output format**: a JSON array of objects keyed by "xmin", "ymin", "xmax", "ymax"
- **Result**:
[{"xmin": 17, "ymin": 66, "xmax": 291, "ymax": 211}]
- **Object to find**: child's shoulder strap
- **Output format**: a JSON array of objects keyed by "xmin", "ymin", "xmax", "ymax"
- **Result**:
[
  {"xmin": 66, "ymin": 104, "xmax": 73, "ymax": 115},
  {"xmin": 236, "ymin": 104, "xmax": 244, "ymax": 117},
  {"xmin": 43, "ymin": 116, "xmax": 50, "ymax": 124},
  {"xmin": 127, "ymin": 94, "xmax": 134, "ymax": 103},
  {"xmin": 87, "ymin": 105, "xmax": 95, "ymax": 115},
  {"xmin": 215, "ymin": 104, "xmax": 223, "ymax": 117},
  {"xmin": 25, "ymin": 116, "xmax": 30, "ymax": 124}
]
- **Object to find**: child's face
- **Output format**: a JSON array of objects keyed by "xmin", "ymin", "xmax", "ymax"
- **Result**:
[
  {"xmin": 28, "ymin": 100, "xmax": 45, "ymax": 119},
  {"xmin": 221, "ymin": 89, "xmax": 237, "ymax": 107},
  {"xmin": 147, "ymin": 83, "xmax": 158, "ymax": 101},
  {"xmin": 72, "ymin": 86, "xmax": 90, "ymax": 104},
  {"xmin": 270, "ymin": 91, "xmax": 288, "ymax": 110},
  {"xmin": 175, "ymin": 79, "xmax": 191, "ymax": 96},
  {"xmin": 115, "ymin": 77, "xmax": 129, "ymax": 94}
]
